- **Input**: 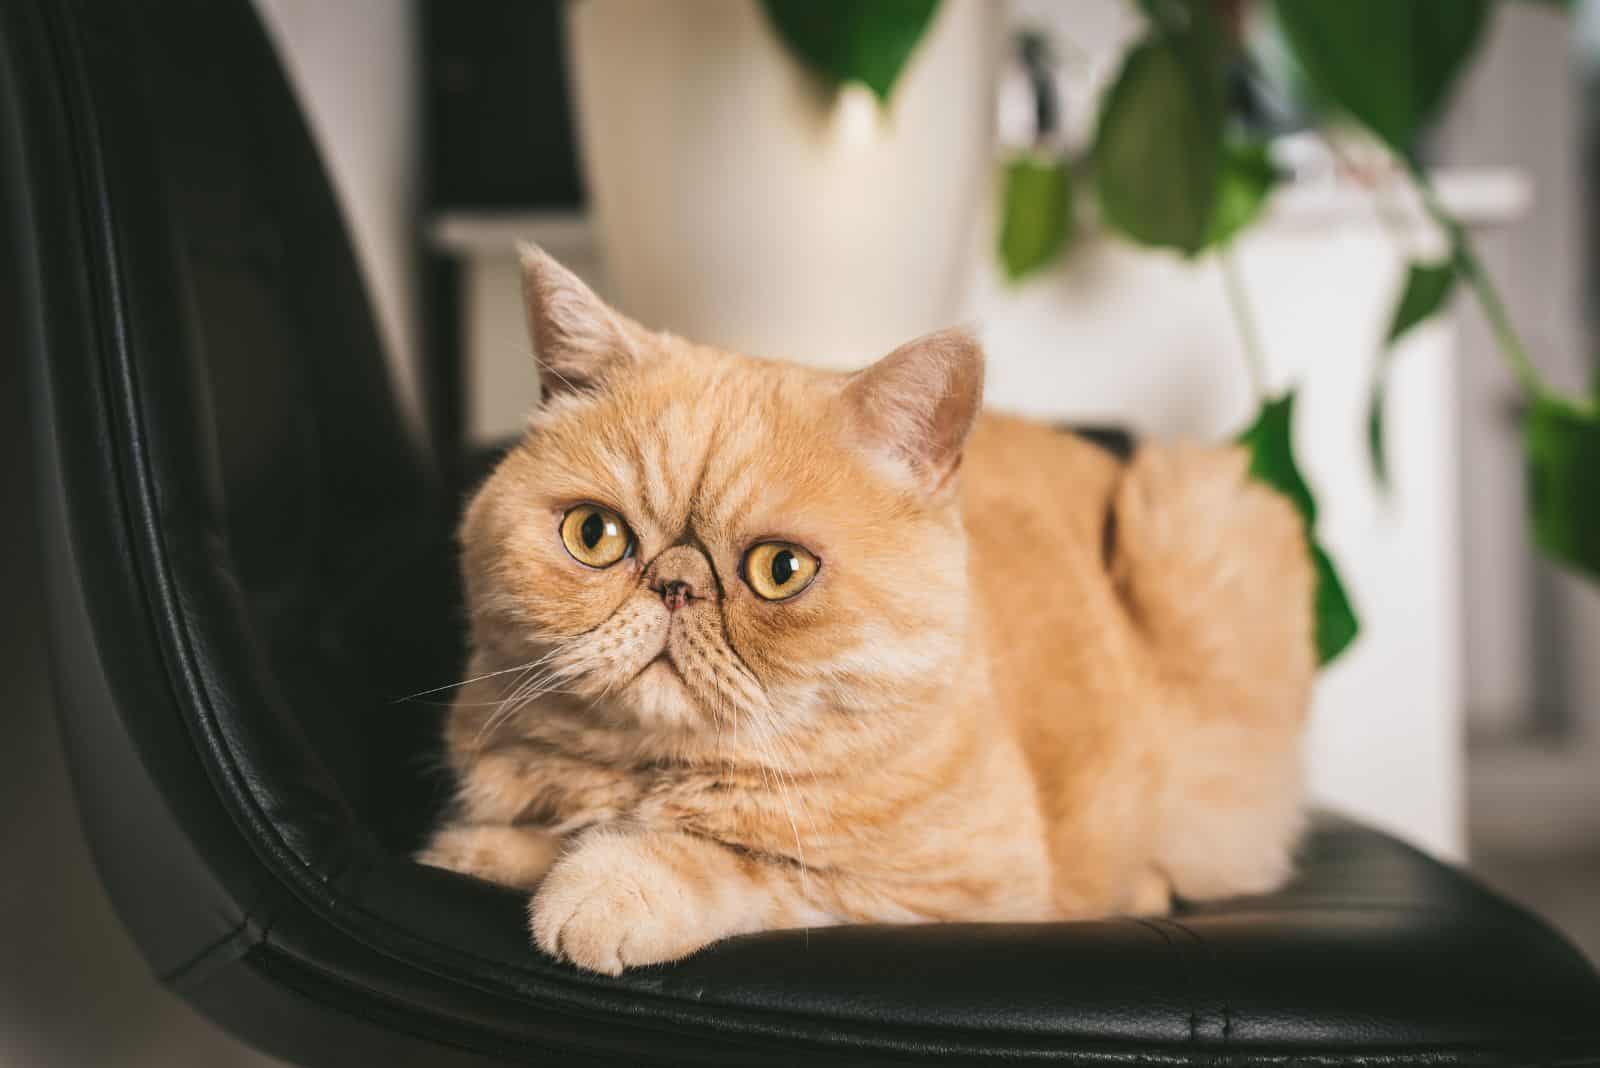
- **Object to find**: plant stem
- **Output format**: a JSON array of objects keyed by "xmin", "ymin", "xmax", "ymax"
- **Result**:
[
  {"xmin": 1219, "ymin": 247, "xmax": 1271, "ymax": 403},
  {"xmin": 1405, "ymin": 161, "xmax": 1556, "ymax": 406}
]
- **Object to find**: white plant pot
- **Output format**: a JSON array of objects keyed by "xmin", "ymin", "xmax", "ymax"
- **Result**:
[{"xmin": 565, "ymin": 0, "xmax": 1004, "ymax": 366}]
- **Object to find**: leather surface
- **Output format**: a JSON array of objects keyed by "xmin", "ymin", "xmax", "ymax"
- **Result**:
[{"xmin": 7, "ymin": 0, "xmax": 1600, "ymax": 1064}]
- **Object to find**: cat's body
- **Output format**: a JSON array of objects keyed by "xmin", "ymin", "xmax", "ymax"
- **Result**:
[{"xmin": 419, "ymin": 246, "xmax": 1316, "ymax": 974}]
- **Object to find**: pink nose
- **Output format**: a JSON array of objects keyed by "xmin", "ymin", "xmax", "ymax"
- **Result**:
[{"xmin": 656, "ymin": 579, "xmax": 694, "ymax": 611}]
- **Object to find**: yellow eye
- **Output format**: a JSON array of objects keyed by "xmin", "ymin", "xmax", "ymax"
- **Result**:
[
  {"xmin": 743, "ymin": 542, "xmax": 820, "ymax": 601},
  {"xmin": 559, "ymin": 505, "xmax": 634, "ymax": 568}
]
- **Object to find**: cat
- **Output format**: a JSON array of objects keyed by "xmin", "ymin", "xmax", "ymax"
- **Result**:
[{"xmin": 417, "ymin": 243, "xmax": 1317, "ymax": 975}]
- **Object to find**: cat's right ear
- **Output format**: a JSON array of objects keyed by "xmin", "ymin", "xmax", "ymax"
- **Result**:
[
  {"xmin": 518, "ymin": 241, "xmax": 640, "ymax": 399},
  {"xmin": 843, "ymin": 327, "xmax": 985, "ymax": 494}
]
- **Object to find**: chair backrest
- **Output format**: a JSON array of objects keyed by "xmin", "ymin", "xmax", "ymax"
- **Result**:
[{"xmin": 4, "ymin": 0, "xmax": 459, "ymax": 984}]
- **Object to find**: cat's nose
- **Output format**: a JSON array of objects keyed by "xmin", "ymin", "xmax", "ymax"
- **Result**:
[
  {"xmin": 644, "ymin": 545, "xmax": 715, "ymax": 611},
  {"xmin": 655, "ymin": 579, "xmax": 695, "ymax": 611}
]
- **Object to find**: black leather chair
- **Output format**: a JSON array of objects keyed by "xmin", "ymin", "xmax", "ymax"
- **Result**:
[{"xmin": 7, "ymin": 0, "xmax": 1600, "ymax": 1064}]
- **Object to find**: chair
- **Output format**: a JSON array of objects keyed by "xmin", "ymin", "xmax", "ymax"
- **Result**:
[{"xmin": 6, "ymin": 0, "xmax": 1600, "ymax": 1063}]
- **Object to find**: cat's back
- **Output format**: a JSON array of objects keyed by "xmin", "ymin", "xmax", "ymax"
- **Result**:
[
  {"xmin": 958, "ymin": 413, "xmax": 1314, "ymax": 913},
  {"xmin": 959, "ymin": 413, "xmax": 1142, "ymax": 712},
  {"xmin": 960, "ymin": 412, "xmax": 1125, "ymax": 577}
]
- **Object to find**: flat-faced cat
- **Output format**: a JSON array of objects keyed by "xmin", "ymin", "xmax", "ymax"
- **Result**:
[{"xmin": 417, "ymin": 244, "xmax": 1316, "ymax": 975}]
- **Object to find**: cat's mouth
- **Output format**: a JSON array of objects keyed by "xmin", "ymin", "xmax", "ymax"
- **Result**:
[
  {"xmin": 585, "ymin": 596, "xmax": 772, "ymax": 733},
  {"xmin": 641, "ymin": 652, "xmax": 681, "ymax": 680}
]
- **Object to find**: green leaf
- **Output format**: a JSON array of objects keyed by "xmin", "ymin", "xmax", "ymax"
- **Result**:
[
  {"xmin": 1205, "ymin": 139, "xmax": 1282, "ymax": 248},
  {"xmin": 1310, "ymin": 543, "xmax": 1361, "ymax": 666},
  {"xmin": 1094, "ymin": 37, "xmax": 1225, "ymax": 255},
  {"xmin": 1366, "ymin": 381, "xmax": 1389, "ymax": 492},
  {"xmin": 760, "ymin": 0, "xmax": 942, "ymax": 104},
  {"xmin": 1272, "ymin": 0, "xmax": 1492, "ymax": 154},
  {"xmin": 1524, "ymin": 395, "xmax": 1600, "ymax": 582},
  {"xmin": 1135, "ymin": 0, "xmax": 1210, "ymax": 29},
  {"xmin": 1386, "ymin": 261, "xmax": 1457, "ymax": 345},
  {"xmin": 997, "ymin": 156, "xmax": 1074, "ymax": 283},
  {"xmin": 1237, "ymin": 394, "xmax": 1317, "ymax": 522},
  {"xmin": 1368, "ymin": 260, "xmax": 1458, "ymax": 488},
  {"xmin": 1236, "ymin": 393, "xmax": 1361, "ymax": 664}
]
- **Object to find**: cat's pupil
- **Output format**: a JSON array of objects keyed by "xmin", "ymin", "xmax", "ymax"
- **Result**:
[
  {"xmin": 581, "ymin": 512, "xmax": 606, "ymax": 549},
  {"xmin": 771, "ymin": 550, "xmax": 796, "ymax": 586}
]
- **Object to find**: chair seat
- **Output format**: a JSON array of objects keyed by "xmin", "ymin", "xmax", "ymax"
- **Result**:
[{"xmin": 319, "ymin": 813, "xmax": 1599, "ymax": 1065}]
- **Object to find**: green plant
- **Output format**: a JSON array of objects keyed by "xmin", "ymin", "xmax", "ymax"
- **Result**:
[
  {"xmin": 759, "ymin": 0, "xmax": 941, "ymax": 103},
  {"xmin": 761, "ymin": 0, "xmax": 1600, "ymax": 667}
]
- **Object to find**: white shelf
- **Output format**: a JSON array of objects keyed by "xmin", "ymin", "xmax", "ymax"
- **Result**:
[
  {"xmin": 428, "ymin": 168, "xmax": 1531, "ymax": 265},
  {"xmin": 429, "ymin": 210, "xmax": 593, "ymax": 259}
]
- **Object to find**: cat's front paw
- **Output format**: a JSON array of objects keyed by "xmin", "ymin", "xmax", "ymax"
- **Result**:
[{"xmin": 529, "ymin": 832, "xmax": 719, "ymax": 975}]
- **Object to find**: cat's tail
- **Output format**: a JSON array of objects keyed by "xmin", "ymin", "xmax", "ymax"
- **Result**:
[{"xmin": 1106, "ymin": 443, "xmax": 1318, "ymax": 727}]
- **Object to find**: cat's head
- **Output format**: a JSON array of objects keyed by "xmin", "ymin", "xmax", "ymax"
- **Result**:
[{"xmin": 460, "ymin": 244, "xmax": 984, "ymax": 746}]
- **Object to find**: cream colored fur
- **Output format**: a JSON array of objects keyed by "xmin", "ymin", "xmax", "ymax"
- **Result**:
[{"xmin": 417, "ymin": 245, "xmax": 1317, "ymax": 974}]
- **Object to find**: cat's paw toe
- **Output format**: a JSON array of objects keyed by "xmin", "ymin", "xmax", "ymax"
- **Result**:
[{"xmin": 529, "ymin": 834, "xmax": 705, "ymax": 975}]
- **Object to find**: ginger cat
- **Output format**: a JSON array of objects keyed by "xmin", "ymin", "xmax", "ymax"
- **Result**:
[{"xmin": 418, "ymin": 244, "xmax": 1316, "ymax": 975}]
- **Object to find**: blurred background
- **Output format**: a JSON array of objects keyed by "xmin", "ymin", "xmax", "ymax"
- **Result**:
[{"xmin": 3, "ymin": 0, "xmax": 1597, "ymax": 1063}]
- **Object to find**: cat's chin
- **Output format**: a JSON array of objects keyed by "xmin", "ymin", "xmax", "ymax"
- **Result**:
[{"xmin": 619, "ymin": 656, "xmax": 707, "ymax": 732}]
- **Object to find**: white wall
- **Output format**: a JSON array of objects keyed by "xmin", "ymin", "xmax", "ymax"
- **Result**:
[{"xmin": 1436, "ymin": 3, "xmax": 1600, "ymax": 740}]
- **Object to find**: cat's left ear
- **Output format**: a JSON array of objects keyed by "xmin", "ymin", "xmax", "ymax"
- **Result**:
[
  {"xmin": 843, "ymin": 327, "xmax": 985, "ymax": 493},
  {"xmin": 518, "ymin": 241, "xmax": 642, "ymax": 399}
]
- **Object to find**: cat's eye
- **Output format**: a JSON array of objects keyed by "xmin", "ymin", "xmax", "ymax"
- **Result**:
[
  {"xmin": 559, "ymin": 504, "xmax": 634, "ymax": 568},
  {"xmin": 742, "ymin": 542, "xmax": 820, "ymax": 601}
]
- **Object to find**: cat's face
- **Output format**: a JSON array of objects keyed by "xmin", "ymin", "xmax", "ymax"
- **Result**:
[{"xmin": 460, "ymin": 246, "xmax": 983, "ymax": 748}]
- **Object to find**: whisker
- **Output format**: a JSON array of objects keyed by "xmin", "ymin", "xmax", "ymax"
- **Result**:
[
  {"xmin": 391, "ymin": 657, "xmax": 546, "ymax": 703},
  {"xmin": 472, "ymin": 663, "xmax": 547, "ymax": 734},
  {"xmin": 747, "ymin": 711, "xmax": 812, "ymax": 907},
  {"xmin": 473, "ymin": 659, "xmax": 583, "ymax": 744}
]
